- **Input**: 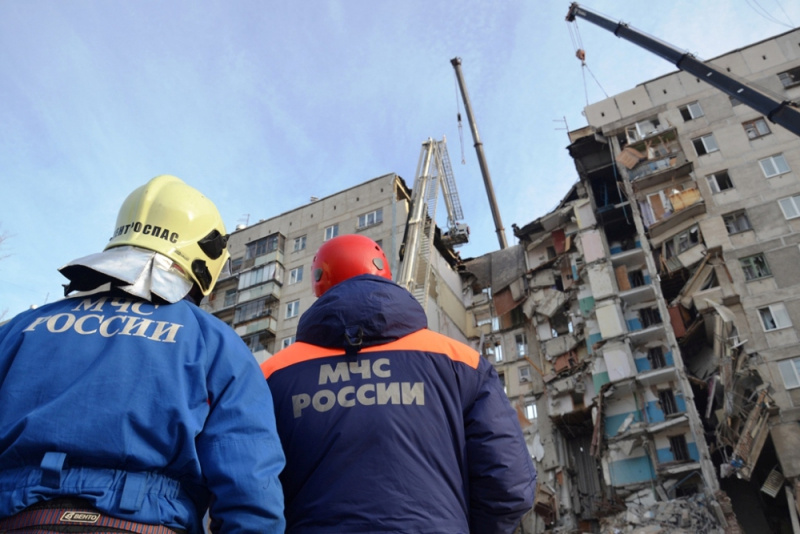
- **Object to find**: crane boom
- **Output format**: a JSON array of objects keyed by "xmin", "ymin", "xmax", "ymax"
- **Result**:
[
  {"xmin": 450, "ymin": 57, "xmax": 509, "ymax": 249},
  {"xmin": 397, "ymin": 138, "xmax": 469, "ymax": 307},
  {"xmin": 565, "ymin": 3, "xmax": 800, "ymax": 138}
]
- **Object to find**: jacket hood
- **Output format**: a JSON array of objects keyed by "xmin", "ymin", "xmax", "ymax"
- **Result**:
[{"xmin": 296, "ymin": 274, "xmax": 427, "ymax": 351}]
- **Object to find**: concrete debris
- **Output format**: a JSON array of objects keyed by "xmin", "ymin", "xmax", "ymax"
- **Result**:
[{"xmin": 598, "ymin": 493, "xmax": 732, "ymax": 534}]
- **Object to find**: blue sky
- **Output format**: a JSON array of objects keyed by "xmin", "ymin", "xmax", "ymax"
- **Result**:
[{"xmin": 2, "ymin": 0, "xmax": 798, "ymax": 320}]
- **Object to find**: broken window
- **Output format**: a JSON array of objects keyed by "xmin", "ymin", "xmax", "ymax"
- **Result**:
[
  {"xmin": 515, "ymin": 333, "xmax": 527, "ymax": 359},
  {"xmin": 723, "ymin": 210, "xmax": 752, "ymax": 234},
  {"xmin": 679, "ymin": 101, "xmax": 704, "ymax": 121},
  {"xmin": 518, "ymin": 365, "xmax": 532, "ymax": 384},
  {"xmin": 550, "ymin": 313, "xmax": 573, "ymax": 337},
  {"xmin": 625, "ymin": 117, "xmax": 661, "ymax": 143},
  {"xmin": 759, "ymin": 154, "xmax": 791, "ymax": 178},
  {"xmin": 676, "ymin": 226, "xmax": 701, "ymax": 254},
  {"xmin": 669, "ymin": 435, "xmax": 690, "ymax": 461},
  {"xmin": 740, "ymin": 254, "xmax": 771, "ymax": 281},
  {"xmin": 640, "ymin": 307, "xmax": 662, "ymax": 328},
  {"xmin": 629, "ymin": 270, "xmax": 645, "ymax": 288},
  {"xmin": 778, "ymin": 66, "xmax": 800, "ymax": 88},
  {"xmin": 778, "ymin": 358, "xmax": 800, "ymax": 390},
  {"xmin": 759, "ymin": 303, "xmax": 792, "ymax": 332},
  {"xmin": 659, "ymin": 389, "xmax": 679, "ymax": 416},
  {"xmin": 485, "ymin": 344, "xmax": 503, "ymax": 363},
  {"xmin": 743, "ymin": 118, "xmax": 771, "ymax": 139},
  {"xmin": 778, "ymin": 195, "xmax": 800, "ymax": 220},
  {"xmin": 692, "ymin": 133, "xmax": 719, "ymax": 156},
  {"xmin": 700, "ymin": 270, "xmax": 719, "ymax": 290},
  {"xmin": 648, "ymin": 346, "xmax": 667, "ymax": 369},
  {"xmin": 707, "ymin": 170, "xmax": 734, "ymax": 193}
]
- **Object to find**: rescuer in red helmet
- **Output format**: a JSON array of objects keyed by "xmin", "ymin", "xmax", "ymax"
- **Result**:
[{"xmin": 262, "ymin": 233, "xmax": 536, "ymax": 534}]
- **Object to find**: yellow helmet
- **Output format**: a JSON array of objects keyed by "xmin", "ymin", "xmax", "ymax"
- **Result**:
[{"xmin": 105, "ymin": 175, "xmax": 230, "ymax": 296}]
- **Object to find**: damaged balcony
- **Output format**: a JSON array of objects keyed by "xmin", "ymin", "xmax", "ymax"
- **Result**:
[
  {"xmin": 646, "ymin": 193, "xmax": 706, "ymax": 242},
  {"xmin": 616, "ymin": 125, "xmax": 688, "ymax": 184}
]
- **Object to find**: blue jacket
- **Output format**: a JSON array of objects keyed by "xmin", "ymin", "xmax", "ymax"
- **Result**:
[
  {"xmin": 0, "ymin": 292, "xmax": 285, "ymax": 534},
  {"xmin": 262, "ymin": 275, "xmax": 536, "ymax": 533}
]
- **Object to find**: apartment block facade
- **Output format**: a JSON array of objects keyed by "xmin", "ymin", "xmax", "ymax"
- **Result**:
[
  {"xmin": 460, "ymin": 28, "xmax": 800, "ymax": 533},
  {"xmin": 201, "ymin": 172, "xmax": 469, "ymax": 363}
]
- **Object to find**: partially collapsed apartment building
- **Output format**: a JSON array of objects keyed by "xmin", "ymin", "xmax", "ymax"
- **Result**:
[{"xmin": 458, "ymin": 27, "xmax": 800, "ymax": 533}]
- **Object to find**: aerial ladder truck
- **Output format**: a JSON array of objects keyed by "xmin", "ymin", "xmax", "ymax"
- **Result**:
[
  {"xmin": 396, "ymin": 137, "xmax": 469, "ymax": 310},
  {"xmin": 565, "ymin": 3, "xmax": 800, "ymax": 138}
]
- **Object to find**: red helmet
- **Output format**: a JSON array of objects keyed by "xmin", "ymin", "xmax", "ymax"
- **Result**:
[{"xmin": 311, "ymin": 234, "xmax": 392, "ymax": 297}]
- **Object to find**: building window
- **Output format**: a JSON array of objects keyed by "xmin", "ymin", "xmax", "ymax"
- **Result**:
[
  {"xmin": 778, "ymin": 358, "xmax": 800, "ymax": 389},
  {"xmin": 741, "ymin": 254, "xmax": 771, "ymax": 281},
  {"xmin": 640, "ymin": 307, "xmax": 662, "ymax": 328},
  {"xmin": 293, "ymin": 235, "xmax": 306, "ymax": 252},
  {"xmin": 281, "ymin": 336, "xmax": 296, "ymax": 349},
  {"xmin": 357, "ymin": 208, "xmax": 383, "ymax": 229},
  {"xmin": 518, "ymin": 365, "xmax": 532, "ymax": 384},
  {"xmin": 244, "ymin": 334, "xmax": 269, "ymax": 354},
  {"xmin": 679, "ymin": 101, "xmax": 704, "ymax": 121},
  {"xmin": 494, "ymin": 344, "xmax": 504, "ymax": 362},
  {"xmin": 743, "ymin": 118, "xmax": 771, "ymax": 139},
  {"xmin": 324, "ymin": 224, "xmax": 339, "ymax": 241},
  {"xmin": 223, "ymin": 289, "xmax": 237, "ymax": 308},
  {"xmin": 707, "ymin": 170, "xmax": 734, "ymax": 193},
  {"xmin": 289, "ymin": 266, "xmax": 303, "ymax": 285},
  {"xmin": 759, "ymin": 154, "xmax": 791, "ymax": 178},
  {"xmin": 497, "ymin": 372, "xmax": 506, "ymax": 394},
  {"xmin": 515, "ymin": 333, "xmax": 527, "ymax": 359},
  {"xmin": 525, "ymin": 402, "xmax": 538, "ymax": 420},
  {"xmin": 285, "ymin": 300, "xmax": 300, "ymax": 319},
  {"xmin": 723, "ymin": 210, "xmax": 752, "ymax": 234},
  {"xmin": 235, "ymin": 298, "xmax": 272, "ymax": 323},
  {"xmin": 692, "ymin": 133, "xmax": 719, "ymax": 156},
  {"xmin": 759, "ymin": 303, "xmax": 791, "ymax": 331},
  {"xmin": 230, "ymin": 257, "xmax": 244, "ymax": 273},
  {"xmin": 659, "ymin": 389, "xmax": 678, "ymax": 416},
  {"xmin": 778, "ymin": 66, "xmax": 800, "ymax": 89},
  {"xmin": 238, "ymin": 263, "xmax": 284, "ymax": 290},
  {"xmin": 648, "ymin": 347, "xmax": 667, "ymax": 369},
  {"xmin": 669, "ymin": 435, "xmax": 690, "ymax": 462},
  {"xmin": 246, "ymin": 235, "xmax": 279, "ymax": 259},
  {"xmin": 664, "ymin": 225, "xmax": 701, "ymax": 259},
  {"xmin": 779, "ymin": 195, "xmax": 800, "ymax": 219}
]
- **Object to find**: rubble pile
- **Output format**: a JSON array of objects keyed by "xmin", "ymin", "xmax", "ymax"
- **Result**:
[{"xmin": 597, "ymin": 493, "xmax": 734, "ymax": 534}]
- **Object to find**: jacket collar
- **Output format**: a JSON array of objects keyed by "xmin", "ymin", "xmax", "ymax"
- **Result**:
[{"xmin": 296, "ymin": 274, "xmax": 427, "ymax": 351}]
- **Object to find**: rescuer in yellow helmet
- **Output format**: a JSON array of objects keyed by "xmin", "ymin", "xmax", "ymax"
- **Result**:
[
  {"xmin": 0, "ymin": 175, "xmax": 286, "ymax": 533},
  {"xmin": 60, "ymin": 174, "xmax": 231, "ymax": 304}
]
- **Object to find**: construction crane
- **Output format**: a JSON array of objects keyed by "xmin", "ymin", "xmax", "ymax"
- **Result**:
[
  {"xmin": 565, "ymin": 3, "xmax": 800, "ymax": 138},
  {"xmin": 397, "ymin": 137, "xmax": 469, "ymax": 309},
  {"xmin": 450, "ymin": 57, "xmax": 509, "ymax": 249}
]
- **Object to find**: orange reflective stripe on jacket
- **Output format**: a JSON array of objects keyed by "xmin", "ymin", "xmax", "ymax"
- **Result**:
[{"xmin": 261, "ymin": 328, "xmax": 480, "ymax": 379}]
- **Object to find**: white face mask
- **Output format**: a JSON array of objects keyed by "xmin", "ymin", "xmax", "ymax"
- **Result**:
[{"xmin": 60, "ymin": 246, "xmax": 194, "ymax": 304}]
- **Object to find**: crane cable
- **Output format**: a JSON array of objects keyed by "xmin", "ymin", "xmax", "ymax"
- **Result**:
[
  {"xmin": 454, "ymin": 71, "xmax": 466, "ymax": 164},
  {"xmin": 567, "ymin": 18, "xmax": 609, "ymax": 106}
]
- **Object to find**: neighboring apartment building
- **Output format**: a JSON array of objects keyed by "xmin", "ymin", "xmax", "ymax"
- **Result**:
[
  {"xmin": 201, "ymin": 171, "xmax": 469, "ymax": 364},
  {"xmin": 460, "ymin": 28, "xmax": 800, "ymax": 533}
]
